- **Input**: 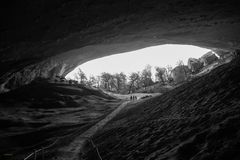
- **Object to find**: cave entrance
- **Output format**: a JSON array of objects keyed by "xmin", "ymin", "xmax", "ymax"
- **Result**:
[
  {"xmin": 65, "ymin": 44, "xmax": 218, "ymax": 93},
  {"xmin": 66, "ymin": 44, "xmax": 210, "ymax": 80}
]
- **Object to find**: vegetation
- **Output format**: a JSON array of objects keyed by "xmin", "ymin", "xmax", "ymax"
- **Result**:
[
  {"xmin": 70, "ymin": 64, "xmax": 174, "ymax": 94},
  {"xmin": 128, "ymin": 72, "xmax": 141, "ymax": 93},
  {"xmin": 155, "ymin": 67, "xmax": 166, "ymax": 84},
  {"xmin": 141, "ymin": 65, "xmax": 154, "ymax": 90},
  {"xmin": 67, "ymin": 55, "xmax": 225, "ymax": 94},
  {"xmin": 73, "ymin": 68, "xmax": 87, "ymax": 84}
]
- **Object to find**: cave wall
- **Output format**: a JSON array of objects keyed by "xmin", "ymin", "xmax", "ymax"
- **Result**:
[{"xmin": 0, "ymin": 0, "xmax": 240, "ymax": 92}]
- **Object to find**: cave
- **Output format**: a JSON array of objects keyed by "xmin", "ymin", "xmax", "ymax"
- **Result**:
[
  {"xmin": 0, "ymin": 0, "xmax": 240, "ymax": 160},
  {"xmin": 1, "ymin": 0, "xmax": 240, "ymax": 92}
]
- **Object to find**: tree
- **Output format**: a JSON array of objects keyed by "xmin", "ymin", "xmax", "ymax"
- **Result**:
[
  {"xmin": 176, "ymin": 60, "xmax": 185, "ymax": 67},
  {"xmin": 96, "ymin": 76, "xmax": 101, "ymax": 88},
  {"xmin": 86, "ymin": 75, "xmax": 97, "ymax": 87},
  {"xmin": 114, "ymin": 72, "xmax": 127, "ymax": 93},
  {"xmin": 166, "ymin": 65, "xmax": 173, "ymax": 82},
  {"xmin": 155, "ymin": 67, "xmax": 166, "ymax": 84},
  {"xmin": 100, "ymin": 72, "xmax": 112, "ymax": 90},
  {"xmin": 128, "ymin": 72, "xmax": 141, "ymax": 93},
  {"xmin": 141, "ymin": 64, "xmax": 153, "ymax": 89},
  {"xmin": 109, "ymin": 74, "xmax": 117, "ymax": 91},
  {"xmin": 74, "ymin": 68, "xmax": 87, "ymax": 84}
]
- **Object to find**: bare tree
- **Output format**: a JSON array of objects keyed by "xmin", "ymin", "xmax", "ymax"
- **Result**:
[
  {"xmin": 96, "ymin": 76, "xmax": 101, "ymax": 88},
  {"xmin": 176, "ymin": 60, "xmax": 185, "ymax": 66},
  {"xmin": 128, "ymin": 72, "xmax": 141, "ymax": 93},
  {"xmin": 74, "ymin": 68, "xmax": 87, "ymax": 84},
  {"xmin": 100, "ymin": 72, "xmax": 112, "ymax": 91},
  {"xmin": 141, "ymin": 65, "xmax": 153, "ymax": 90},
  {"xmin": 155, "ymin": 67, "xmax": 166, "ymax": 84},
  {"xmin": 109, "ymin": 74, "xmax": 117, "ymax": 91},
  {"xmin": 114, "ymin": 72, "xmax": 127, "ymax": 93},
  {"xmin": 166, "ymin": 65, "xmax": 173, "ymax": 82},
  {"xmin": 86, "ymin": 75, "xmax": 97, "ymax": 87}
]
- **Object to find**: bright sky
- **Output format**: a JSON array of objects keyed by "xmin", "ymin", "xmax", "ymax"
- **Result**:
[{"xmin": 66, "ymin": 44, "xmax": 210, "ymax": 80}]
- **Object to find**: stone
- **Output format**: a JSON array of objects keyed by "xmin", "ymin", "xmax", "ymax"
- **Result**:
[
  {"xmin": 187, "ymin": 58, "xmax": 203, "ymax": 73},
  {"xmin": 171, "ymin": 66, "xmax": 191, "ymax": 83},
  {"xmin": 200, "ymin": 52, "xmax": 219, "ymax": 66},
  {"xmin": 213, "ymin": 50, "xmax": 234, "ymax": 63}
]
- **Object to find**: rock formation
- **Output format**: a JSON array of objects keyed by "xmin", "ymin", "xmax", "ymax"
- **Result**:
[
  {"xmin": 214, "ymin": 49, "xmax": 234, "ymax": 61},
  {"xmin": 0, "ymin": 0, "xmax": 240, "ymax": 91},
  {"xmin": 171, "ymin": 65, "xmax": 190, "ymax": 83},
  {"xmin": 0, "ymin": 1, "xmax": 240, "ymax": 159},
  {"xmin": 187, "ymin": 58, "xmax": 203, "ymax": 73},
  {"xmin": 200, "ymin": 51, "xmax": 219, "ymax": 66}
]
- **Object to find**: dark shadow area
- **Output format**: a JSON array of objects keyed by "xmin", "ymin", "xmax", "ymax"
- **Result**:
[{"xmin": 0, "ymin": 79, "xmax": 120, "ymax": 159}]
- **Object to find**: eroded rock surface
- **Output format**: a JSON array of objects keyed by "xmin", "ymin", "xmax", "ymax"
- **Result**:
[
  {"xmin": 1, "ymin": 0, "xmax": 240, "ymax": 91},
  {"xmin": 188, "ymin": 58, "xmax": 203, "ymax": 73},
  {"xmin": 0, "ymin": 79, "xmax": 120, "ymax": 159},
  {"xmin": 200, "ymin": 51, "xmax": 219, "ymax": 66},
  {"xmin": 171, "ymin": 65, "xmax": 190, "ymax": 83}
]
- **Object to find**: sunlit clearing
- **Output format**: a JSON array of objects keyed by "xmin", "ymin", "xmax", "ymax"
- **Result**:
[{"xmin": 66, "ymin": 44, "xmax": 210, "ymax": 79}]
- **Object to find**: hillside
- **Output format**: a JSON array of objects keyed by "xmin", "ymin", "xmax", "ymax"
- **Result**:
[
  {"xmin": 136, "ymin": 83, "xmax": 175, "ymax": 94},
  {"xmin": 0, "ymin": 80, "xmax": 120, "ymax": 159},
  {"xmin": 84, "ymin": 58, "xmax": 240, "ymax": 160}
]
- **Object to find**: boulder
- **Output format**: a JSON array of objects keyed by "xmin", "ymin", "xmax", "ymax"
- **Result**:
[
  {"xmin": 214, "ymin": 50, "xmax": 234, "ymax": 60},
  {"xmin": 187, "ymin": 58, "xmax": 203, "ymax": 73},
  {"xmin": 171, "ymin": 65, "xmax": 190, "ymax": 83},
  {"xmin": 200, "ymin": 51, "xmax": 219, "ymax": 66}
]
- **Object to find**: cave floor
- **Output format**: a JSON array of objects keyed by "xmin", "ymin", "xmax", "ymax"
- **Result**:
[
  {"xmin": 0, "ymin": 82, "xmax": 121, "ymax": 160},
  {"xmin": 84, "ymin": 59, "xmax": 240, "ymax": 160}
]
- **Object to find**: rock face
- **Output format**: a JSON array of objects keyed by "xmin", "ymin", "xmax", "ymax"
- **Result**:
[
  {"xmin": 214, "ymin": 49, "xmax": 234, "ymax": 61},
  {"xmin": 200, "ymin": 52, "xmax": 219, "ymax": 66},
  {"xmin": 0, "ymin": 0, "xmax": 240, "ymax": 91},
  {"xmin": 171, "ymin": 65, "xmax": 190, "ymax": 83},
  {"xmin": 0, "ymin": 59, "xmax": 72, "ymax": 92},
  {"xmin": 0, "ymin": 80, "xmax": 118, "ymax": 159},
  {"xmin": 188, "ymin": 58, "xmax": 203, "ymax": 73}
]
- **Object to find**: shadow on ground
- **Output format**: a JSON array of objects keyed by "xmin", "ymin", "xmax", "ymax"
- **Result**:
[{"xmin": 0, "ymin": 81, "xmax": 120, "ymax": 159}]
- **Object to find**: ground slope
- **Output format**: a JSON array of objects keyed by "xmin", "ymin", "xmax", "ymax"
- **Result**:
[
  {"xmin": 85, "ymin": 59, "xmax": 240, "ymax": 160},
  {"xmin": 0, "ymin": 80, "xmax": 120, "ymax": 159}
]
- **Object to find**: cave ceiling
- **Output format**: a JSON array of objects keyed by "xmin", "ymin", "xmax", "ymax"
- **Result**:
[{"xmin": 0, "ymin": 0, "xmax": 240, "ymax": 91}]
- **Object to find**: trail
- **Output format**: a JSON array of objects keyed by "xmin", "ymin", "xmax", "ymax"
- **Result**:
[{"xmin": 55, "ymin": 100, "xmax": 130, "ymax": 160}]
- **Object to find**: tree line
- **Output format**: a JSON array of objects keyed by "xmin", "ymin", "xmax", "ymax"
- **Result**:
[{"xmin": 72, "ymin": 64, "xmax": 178, "ymax": 94}]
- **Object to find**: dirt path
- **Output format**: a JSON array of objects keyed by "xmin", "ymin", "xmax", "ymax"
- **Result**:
[
  {"xmin": 101, "ymin": 89, "xmax": 161, "ymax": 100},
  {"xmin": 55, "ymin": 100, "xmax": 130, "ymax": 160},
  {"xmin": 53, "ymin": 93, "xmax": 160, "ymax": 160}
]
